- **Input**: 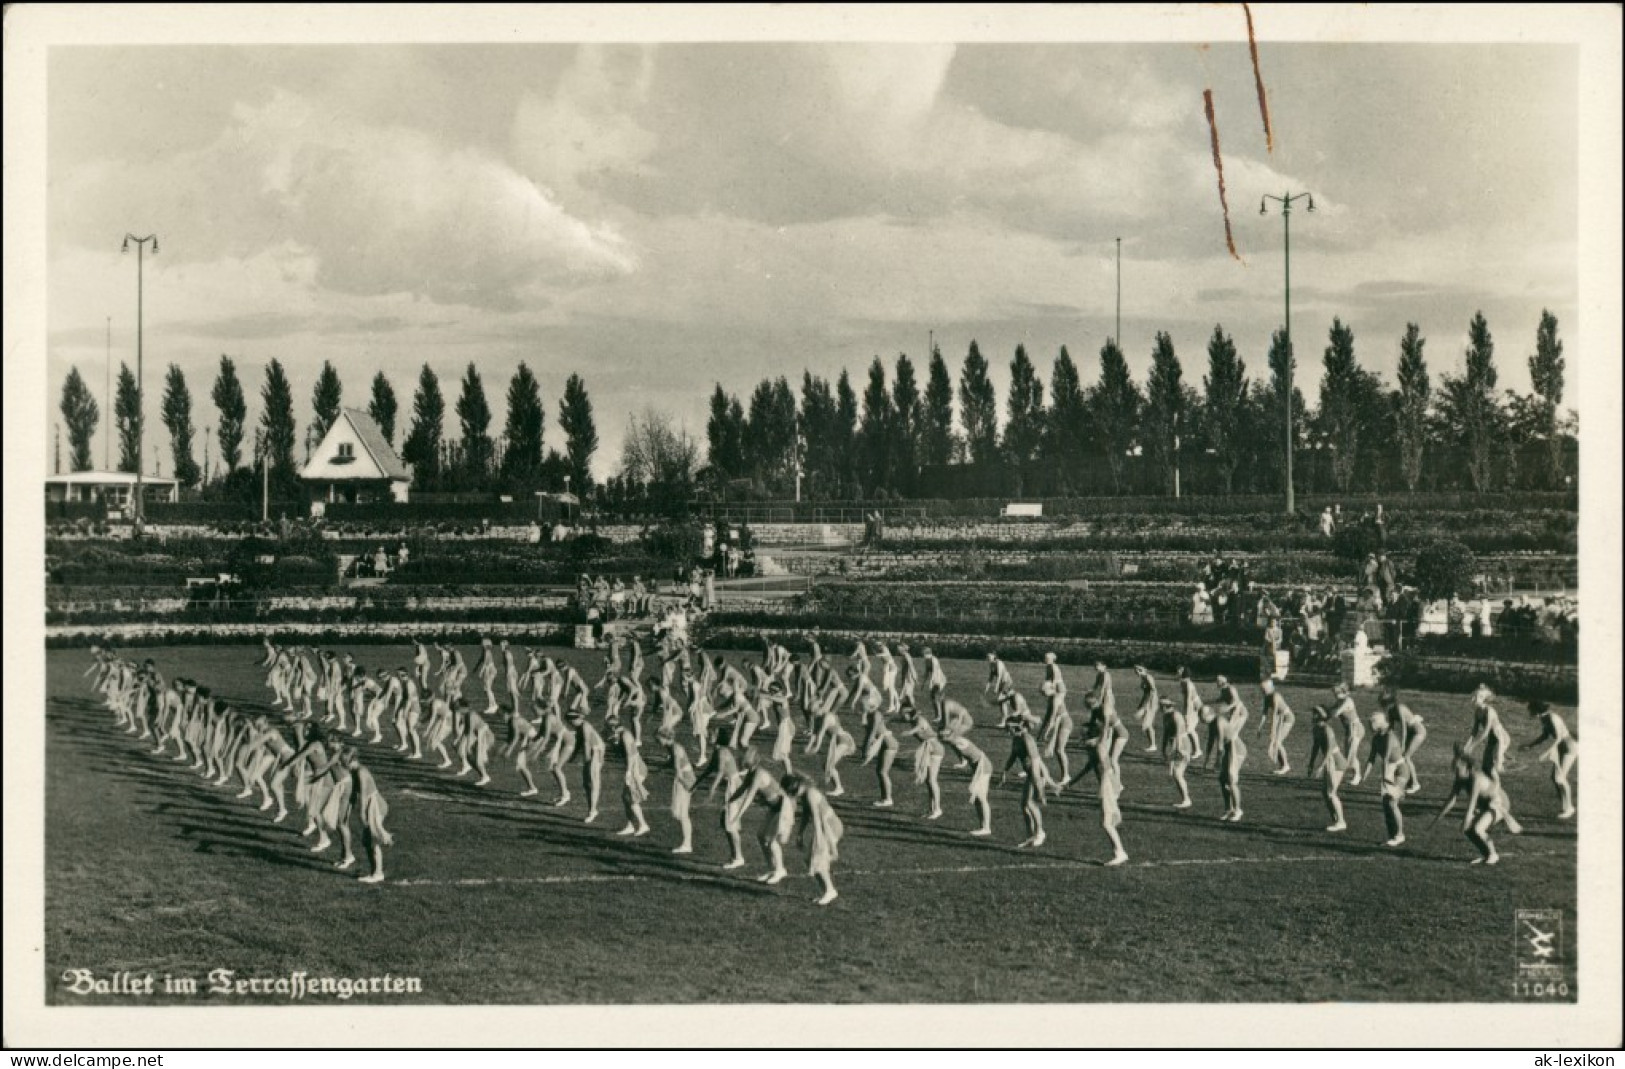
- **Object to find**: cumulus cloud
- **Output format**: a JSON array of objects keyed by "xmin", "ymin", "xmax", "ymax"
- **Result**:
[{"xmin": 52, "ymin": 88, "xmax": 636, "ymax": 311}]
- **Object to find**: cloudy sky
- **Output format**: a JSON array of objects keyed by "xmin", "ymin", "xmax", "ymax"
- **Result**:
[{"xmin": 46, "ymin": 31, "xmax": 1578, "ymax": 478}]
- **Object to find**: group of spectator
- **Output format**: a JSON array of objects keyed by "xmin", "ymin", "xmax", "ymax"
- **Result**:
[
  {"xmin": 1319, "ymin": 502, "xmax": 1389, "ymax": 546},
  {"xmin": 346, "ymin": 543, "xmax": 410, "ymax": 580},
  {"xmin": 1457, "ymin": 593, "xmax": 1578, "ymax": 645},
  {"xmin": 710, "ymin": 522, "xmax": 756, "ymax": 578},
  {"xmin": 1190, "ymin": 557, "xmax": 1360, "ymax": 672},
  {"xmin": 576, "ymin": 573, "xmax": 656, "ymax": 620}
]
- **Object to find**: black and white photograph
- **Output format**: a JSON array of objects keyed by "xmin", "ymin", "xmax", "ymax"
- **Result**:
[{"xmin": 4, "ymin": 3, "xmax": 1620, "ymax": 1050}]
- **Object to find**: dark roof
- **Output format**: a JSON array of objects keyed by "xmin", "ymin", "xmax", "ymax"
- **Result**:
[{"xmin": 342, "ymin": 408, "xmax": 412, "ymax": 482}]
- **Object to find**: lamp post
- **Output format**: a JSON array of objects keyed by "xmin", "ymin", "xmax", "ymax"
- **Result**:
[
  {"xmin": 1258, "ymin": 193, "xmax": 1313, "ymax": 515},
  {"xmin": 121, "ymin": 233, "xmax": 159, "ymax": 522},
  {"xmin": 1114, "ymin": 236, "xmax": 1122, "ymax": 349}
]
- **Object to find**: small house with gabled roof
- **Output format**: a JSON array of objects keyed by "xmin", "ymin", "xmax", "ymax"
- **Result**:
[{"xmin": 300, "ymin": 408, "xmax": 413, "ymax": 504}]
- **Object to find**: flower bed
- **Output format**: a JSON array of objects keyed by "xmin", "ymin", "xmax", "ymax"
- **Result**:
[
  {"xmin": 46, "ymin": 620, "xmax": 574, "ymax": 649},
  {"xmin": 799, "ymin": 580, "xmax": 1195, "ymax": 619},
  {"xmin": 48, "ymin": 598, "xmax": 578, "ymax": 628}
]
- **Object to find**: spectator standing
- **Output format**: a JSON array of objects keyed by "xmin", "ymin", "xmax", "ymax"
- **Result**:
[
  {"xmin": 1376, "ymin": 553, "xmax": 1397, "ymax": 604},
  {"xmin": 1361, "ymin": 553, "xmax": 1380, "ymax": 592},
  {"xmin": 1319, "ymin": 507, "xmax": 1335, "ymax": 538},
  {"xmin": 1446, "ymin": 594, "xmax": 1466, "ymax": 637},
  {"xmin": 1191, "ymin": 586, "xmax": 1213, "ymax": 626}
]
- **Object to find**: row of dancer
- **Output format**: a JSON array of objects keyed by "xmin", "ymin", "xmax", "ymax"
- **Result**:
[{"xmin": 87, "ymin": 649, "xmax": 394, "ymax": 881}]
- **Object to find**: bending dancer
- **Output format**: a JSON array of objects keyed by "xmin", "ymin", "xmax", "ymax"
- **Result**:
[
  {"xmin": 904, "ymin": 710, "xmax": 945, "ymax": 820},
  {"xmin": 1330, "ymin": 683, "xmax": 1366, "ymax": 786},
  {"xmin": 568, "ymin": 705, "xmax": 606, "ymax": 823},
  {"xmin": 504, "ymin": 700, "xmax": 544, "ymax": 797},
  {"xmin": 1436, "ymin": 744, "xmax": 1524, "ymax": 865},
  {"xmin": 454, "ymin": 699, "xmax": 495, "ymax": 787},
  {"xmin": 700, "ymin": 735, "xmax": 747, "ymax": 869},
  {"xmin": 728, "ymin": 749, "xmax": 792, "ymax": 884},
  {"xmin": 423, "ymin": 695, "xmax": 456, "ymax": 769},
  {"xmin": 939, "ymin": 697, "xmax": 976, "ymax": 754},
  {"xmin": 791, "ymin": 775, "xmax": 844, "ymax": 906},
  {"xmin": 861, "ymin": 695, "xmax": 901, "ymax": 808},
  {"xmin": 313, "ymin": 744, "xmax": 393, "ymax": 882},
  {"xmin": 943, "ymin": 732, "xmax": 995, "ymax": 836},
  {"xmin": 1523, "ymin": 700, "xmax": 1577, "ymax": 819},
  {"xmin": 1381, "ymin": 689, "xmax": 1427, "ymax": 795},
  {"xmin": 615, "ymin": 723, "xmax": 651, "ymax": 837}
]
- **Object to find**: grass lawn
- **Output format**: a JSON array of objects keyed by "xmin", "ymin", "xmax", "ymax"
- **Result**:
[{"xmin": 45, "ymin": 645, "xmax": 1577, "ymax": 1004}]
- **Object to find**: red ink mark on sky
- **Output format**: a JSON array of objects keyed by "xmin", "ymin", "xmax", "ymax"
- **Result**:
[
  {"xmin": 1203, "ymin": 89, "xmax": 1241, "ymax": 262},
  {"xmin": 1243, "ymin": 3, "xmax": 1275, "ymax": 153}
]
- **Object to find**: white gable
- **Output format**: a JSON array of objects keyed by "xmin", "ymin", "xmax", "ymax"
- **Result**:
[{"xmin": 302, "ymin": 414, "xmax": 389, "ymax": 482}]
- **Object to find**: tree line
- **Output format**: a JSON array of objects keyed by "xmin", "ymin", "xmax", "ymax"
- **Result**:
[
  {"xmin": 58, "ymin": 357, "xmax": 599, "ymax": 501},
  {"xmin": 57, "ymin": 307, "xmax": 1572, "ymax": 509},
  {"xmin": 694, "ymin": 309, "xmax": 1573, "ymax": 502}
]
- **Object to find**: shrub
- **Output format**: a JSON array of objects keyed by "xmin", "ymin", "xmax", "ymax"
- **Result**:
[
  {"xmin": 640, "ymin": 522, "xmax": 703, "ymax": 561},
  {"xmin": 1330, "ymin": 523, "xmax": 1381, "ymax": 562},
  {"xmin": 1411, "ymin": 539, "xmax": 1478, "ymax": 600}
]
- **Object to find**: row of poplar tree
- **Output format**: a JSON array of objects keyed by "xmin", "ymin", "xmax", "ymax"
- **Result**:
[
  {"xmin": 704, "ymin": 309, "xmax": 1572, "ymax": 499},
  {"xmin": 57, "ymin": 357, "xmax": 599, "ymax": 499}
]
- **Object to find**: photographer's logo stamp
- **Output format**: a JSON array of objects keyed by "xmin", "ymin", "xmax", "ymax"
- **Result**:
[{"xmin": 1516, "ymin": 909, "xmax": 1563, "ymax": 981}]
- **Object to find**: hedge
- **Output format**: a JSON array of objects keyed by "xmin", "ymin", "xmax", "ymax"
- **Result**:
[
  {"xmin": 1378, "ymin": 651, "xmax": 1577, "ymax": 704},
  {"xmin": 696, "ymin": 625, "xmax": 1267, "ymax": 678},
  {"xmin": 319, "ymin": 501, "xmax": 544, "ymax": 523},
  {"xmin": 706, "ymin": 492, "xmax": 1578, "ymax": 519},
  {"xmin": 708, "ymin": 608, "xmax": 1265, "ymax": 645},
  {"xmin": 879, "ymin": 528, "xmax": 1574, "ymax": 555}
]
